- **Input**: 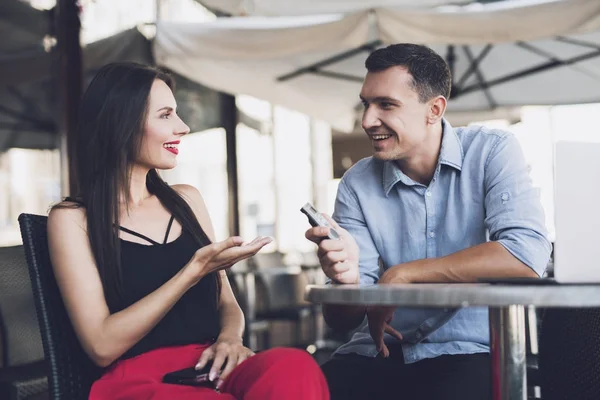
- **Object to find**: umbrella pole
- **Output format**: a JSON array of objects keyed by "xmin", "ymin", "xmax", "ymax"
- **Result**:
[
  {"xmin": 56, "ymin": 0, "xmax": 82, "ymax": 197},
  {"xmin": 221, "ymin": 93, "xmax": 240, "ymax": 237}
]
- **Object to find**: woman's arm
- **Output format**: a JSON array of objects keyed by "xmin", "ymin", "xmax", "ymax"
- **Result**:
[
  {"xmin": 48, "ymin": 207, "xmax": 199, "ymax": 367},
  {"xmin": 48, "ymin": 202, "xmax": 264, "ymax": 367},
  {"xmin": 173, "ymin": 184, "xmax": 245, "ymax": 341},
  {"xmin": 175, "ymin": 185, "xmax": 259, "ymax": 388}
]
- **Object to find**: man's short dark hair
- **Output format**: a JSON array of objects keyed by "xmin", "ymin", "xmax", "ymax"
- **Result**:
[{"xmin": 365, "ymin": 43, "xmax": 451, "ymax": 102}]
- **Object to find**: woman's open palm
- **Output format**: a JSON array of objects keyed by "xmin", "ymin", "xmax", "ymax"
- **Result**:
[{"xmin": 185, "ymin": 236, "xmax": 272, "ymax": 281}]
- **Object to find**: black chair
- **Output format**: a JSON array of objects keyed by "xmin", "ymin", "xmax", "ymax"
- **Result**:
[
  {"xmin": 538, "ymin": 307, "xmax": 600, "ymax": 400},
  {"xmin": 241, "ymin": 252, "xmax": 317, "ymax": 350},
  {"xmin": 253, "ymin": 269, "xmax": 315, "ymax": 349},
  {"xmin": 18, "ymin": 214, "xmax": 101, "ymax": 400},
  {"xmin": 226, "ymin": 260, "xmax": 270, "ymax": 350},
  {"xmin": 0, "ymin": 245, "xmax": 48, "ymax": 400}
]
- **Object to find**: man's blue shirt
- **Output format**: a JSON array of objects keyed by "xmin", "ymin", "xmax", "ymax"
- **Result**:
[{"xmin": 332, "ymin": 120, "xmax": 551, "ymax": 363}]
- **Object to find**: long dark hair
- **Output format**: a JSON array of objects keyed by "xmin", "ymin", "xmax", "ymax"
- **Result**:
[{"xmin": 56, "ymin": 62, "xmax": 218, "ymax": 312}]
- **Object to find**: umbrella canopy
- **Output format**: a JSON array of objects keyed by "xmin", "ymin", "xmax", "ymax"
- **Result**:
[
  {"xmin": 0, "ymin": 0, "xmax": 53, "ymax": 85},
  {"xmin": 0, "ymin": 0, "xmax": 223, "ymax": 151},
  {"xmin": 195, "ymin": 0, "xmax": 472, "ymax": 16},
  {"xmin": 156, "ymin": 0, "xmax": 600, "ymax": 131},
  {"xmin": 0, "ymin": 26, "xmax": 158, "ymax": 151}
]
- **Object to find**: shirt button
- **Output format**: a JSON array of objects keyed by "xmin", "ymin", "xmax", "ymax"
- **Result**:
[
  {"xmin": 426, "ymin": 191, "xmax": 432, "ymax": 197},
  {"xmin": 429, "ymin": 231, "xmax": 435, "ymax": 238}
]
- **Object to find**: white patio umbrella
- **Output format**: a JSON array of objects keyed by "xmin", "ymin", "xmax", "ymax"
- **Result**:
[
  {"xmin": 155, "ymin": 0, "xmax": 600, "ymax": 131},
  {"xmin": 195, "ymin": 0, "xmax": 472, "ymax": 16}
]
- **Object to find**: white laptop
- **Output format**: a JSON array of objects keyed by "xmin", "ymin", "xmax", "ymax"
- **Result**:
[{"xmin": 553, "ymin": 141, "xmax": 600, "ymax": 283}]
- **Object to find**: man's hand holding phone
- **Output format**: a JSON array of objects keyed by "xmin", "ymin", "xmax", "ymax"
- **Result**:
[
  {"xmin": 303, "ymin": 203, "xmax": 402, "ymax": 355},
  {"xmin": 303, "ymin": 206, "xmax": 360, "ymax": 284}
]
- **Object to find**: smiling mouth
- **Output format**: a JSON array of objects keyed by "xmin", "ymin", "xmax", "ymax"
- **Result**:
[
  {"xmin": 163, "ymin": 143, "xmax": 179, "ymax": 155},
  {"xmin": 370, "ymin": 134, "xmax": 393, "ymax": 141}
]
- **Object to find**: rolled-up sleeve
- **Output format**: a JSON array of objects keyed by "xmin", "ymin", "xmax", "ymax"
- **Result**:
[
  {"xmin": 484, "ymin": 133, "xmax": 552, "ymax": 276},
  {"xmin": 333, "ymin": 179, "xmax": 381, "ymax": 284}
]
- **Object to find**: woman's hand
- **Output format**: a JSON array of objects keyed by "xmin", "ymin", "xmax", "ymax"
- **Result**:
[
  {"xmin": 194, "ymin": 335, "xmax": 255, "ymax": 390},
  {"xmin": 184, "ymin": 236, "xmax": 272, "ymax": 283}
]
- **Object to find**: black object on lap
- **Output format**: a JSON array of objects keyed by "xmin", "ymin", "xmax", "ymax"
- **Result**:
[{"xmin": 163, "ymin": 360, "xmax": 215, "ymax": 387}]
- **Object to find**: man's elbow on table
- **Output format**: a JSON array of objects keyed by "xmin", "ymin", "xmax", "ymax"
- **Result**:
[{"xmin": 495, "ymin": 227, "xmax": 552, "ymax": 278}]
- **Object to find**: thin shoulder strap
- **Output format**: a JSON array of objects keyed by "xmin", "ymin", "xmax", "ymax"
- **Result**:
[
  {"xmin": 118, "ymin": 226, "xmax": 161, "ymax": 245},
  {"xmin": 163, "ymin": 215, "xmax": 176, "ymax": 244}
]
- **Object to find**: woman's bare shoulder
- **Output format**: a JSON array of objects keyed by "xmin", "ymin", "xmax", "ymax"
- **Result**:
[
  {"xmin": 48, "ymin": 201, "xmax": 87, "ymax": 233},
  {"xmin": 172, "ymin": 184, "xmax": 201, "ymax": 198},
  {"xmin": 172, "ymin": 184, "xmax": 206, "ymax": 210},
  {"xmin": 171, "ymin": 184, "xmax": 215, "ymax": 239}
]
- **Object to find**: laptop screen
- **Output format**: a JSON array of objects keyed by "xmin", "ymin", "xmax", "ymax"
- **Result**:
[{"xmin": 553, "ymin": 141, "xmax": 600, "ymax": 283}]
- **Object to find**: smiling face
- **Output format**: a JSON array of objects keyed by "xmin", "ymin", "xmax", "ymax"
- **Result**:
[
  {"xmin": 360, "ymin": 66, "xmax": 438, "ymax": 162},
  {"xmin": 135, "ymin": 79, "xmax": 190, "ymax": 170}
]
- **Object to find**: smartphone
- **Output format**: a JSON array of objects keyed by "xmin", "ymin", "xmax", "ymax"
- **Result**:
[
  {"xmin": 162, "ymin": 360, "xmax": 215, "ymax": 387},
  {"xmin": 300, "ymin": 202, "xmax": 340, "ymax": 240}
]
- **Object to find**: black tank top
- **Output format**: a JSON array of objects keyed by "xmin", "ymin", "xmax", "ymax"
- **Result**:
[{"xmin": 116, "ymin": 216, "xmax": 220, "ymax": 359}]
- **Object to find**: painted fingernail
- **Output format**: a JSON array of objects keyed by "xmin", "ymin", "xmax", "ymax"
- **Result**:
[
  {"xmin": 195, "ymin": 362, "xmax": 202, "ymax": 370},
  {"xmin": 209, "ymin": 371, "xmax": 217, "ymax": 381},
  {"xmin": 215, "ymin": 379, "xmax": 224, "ymax": 389}
]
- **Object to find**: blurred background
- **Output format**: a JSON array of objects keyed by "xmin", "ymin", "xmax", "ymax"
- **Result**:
[
  {"xmin": 5, "ymin": 0, "xmax": 600, "ymax": 249},
  {"xmin": 2, "ymin": 0, "xmax": 600, "ymax": 399}
]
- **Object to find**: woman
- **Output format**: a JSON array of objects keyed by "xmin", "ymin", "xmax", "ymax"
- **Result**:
[{"xmin": 48, "ymin": 62, "xmax": 329, "ymax": 399}]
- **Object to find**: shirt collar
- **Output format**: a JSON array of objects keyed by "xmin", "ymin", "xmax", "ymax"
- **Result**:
[
  {"xmin": 382, "ymin": 119, "xmax": 463, "ymax": 195},
  {"xmin": 438, "ymin": 119, "xmax": 463, "ymax": 172}
]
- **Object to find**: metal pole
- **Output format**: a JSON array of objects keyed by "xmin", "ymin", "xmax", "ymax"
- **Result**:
[
  {"xmin": 309, "ymin": 119, "xmax": 318, "ymax": 206},
  {"xmin": 269, "ymin": 105, "xmax": 279, "ymax": 246},
  {"xmin": 155, "ymin": 0, "xmax": 162, "ymax": 21},
  {"xmin": 221, "ymin": 93, "xmax": 240, "ymax": 237},
  {"xmin": 489, "ymin": 305, "xmax": 527, "ymax": 400},
  {"xmin": 56, "ymin": 0, "xmax": 82, "ymax": 196},
  {"xmin": 243, "ymin": 272, "xmax": 257, "ymax": 349}
]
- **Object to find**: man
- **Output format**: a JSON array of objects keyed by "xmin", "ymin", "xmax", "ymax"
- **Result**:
[{"xmin": 305, "ymin": 43, "xmax": 551, "ymax": 400}]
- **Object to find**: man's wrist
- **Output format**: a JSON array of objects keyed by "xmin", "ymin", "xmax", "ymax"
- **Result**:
[
  {"xmin": 380, "ymin": 263, "xmax": 415, "ymax": 284},
  {"xmin": 330, "ymin": 274, "xmax": 360, "ymax": 285}
]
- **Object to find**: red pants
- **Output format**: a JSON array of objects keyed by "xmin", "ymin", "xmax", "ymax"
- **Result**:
[{"xmin": 89, "ymin": 344, "xmax": 329, "ymax": 400}]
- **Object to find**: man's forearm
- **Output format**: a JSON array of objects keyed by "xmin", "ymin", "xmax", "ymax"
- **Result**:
[
  {"xmin": 382, "ymin": 241, "xmax": 538, "ymax": 284},
  {"xmin": 323, "ymin": 304, "xmax": 366, "ymax": 332}
]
